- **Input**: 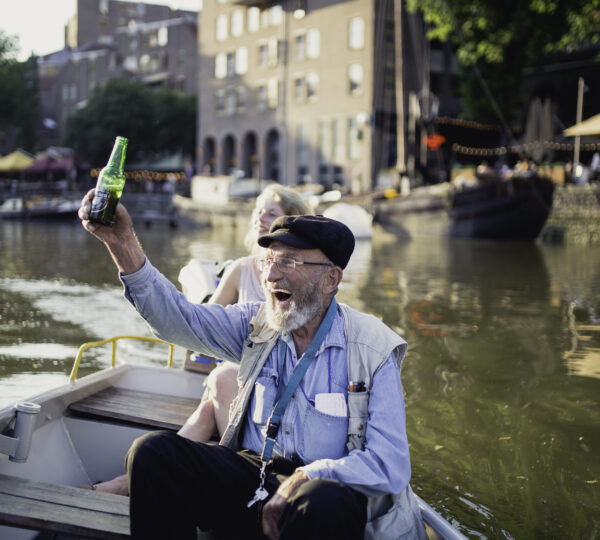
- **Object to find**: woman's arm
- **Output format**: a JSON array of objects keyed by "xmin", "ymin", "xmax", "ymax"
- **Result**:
[{"xmin": 210, "ymin": 258, "xmax": 244, "ymax": 306}]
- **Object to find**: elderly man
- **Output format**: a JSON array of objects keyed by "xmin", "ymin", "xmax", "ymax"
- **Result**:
[{"xmin": 78, "ymin": 190, "xmax": 425, "ymax": 540}]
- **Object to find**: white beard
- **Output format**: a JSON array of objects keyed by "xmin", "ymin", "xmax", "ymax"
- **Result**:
[{"xmin": 264, "ymin": 276, "xmax": 324, "ymax": 332}]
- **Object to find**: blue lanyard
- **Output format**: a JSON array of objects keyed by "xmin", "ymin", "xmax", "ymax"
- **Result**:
[{"xmin": 260, "ymin": 298, "xmax": 338, "ymax": 463}]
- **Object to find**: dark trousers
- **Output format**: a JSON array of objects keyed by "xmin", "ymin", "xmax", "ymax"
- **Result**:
[{"xmin": 126, "ymin": 430, "xmax": 367, "ymax": 540}]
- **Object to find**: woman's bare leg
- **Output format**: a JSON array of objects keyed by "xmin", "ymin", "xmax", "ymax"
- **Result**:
[{"xmin": 94, "ymin": 363, "xmax": 239, "ymax": 495}]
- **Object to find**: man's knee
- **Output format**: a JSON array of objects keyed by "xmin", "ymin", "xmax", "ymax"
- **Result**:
[
  {"xmin": 126, "ymin": 430, "xmax": 178, "ymax": 471},
  {"xmin": 280, "ymin": 479, "xmax": 367, "ymax": 539}
]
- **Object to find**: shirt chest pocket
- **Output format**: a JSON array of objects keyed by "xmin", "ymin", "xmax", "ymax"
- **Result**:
[
  {"xmin": 298, "ymin": 403, "xmax": 349, "ymax": 463},
  {"xmin": 250, "ymin": 368, "xmax": 278, "ymax": 426}
]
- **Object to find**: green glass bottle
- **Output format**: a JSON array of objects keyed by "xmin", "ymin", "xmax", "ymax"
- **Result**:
[{"xmin": 89, "ymin": 136, "xmax": 128, "ymax": 226}]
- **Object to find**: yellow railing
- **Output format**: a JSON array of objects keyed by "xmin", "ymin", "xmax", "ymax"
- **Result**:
[{"xmin": 69, "ymin": 335, "xmax": 174, "ymax": 382}]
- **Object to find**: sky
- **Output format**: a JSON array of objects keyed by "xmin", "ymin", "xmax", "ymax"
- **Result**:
[{"xmin": 0, "ymin": 0, "xmax": 202, "ymax": 61}]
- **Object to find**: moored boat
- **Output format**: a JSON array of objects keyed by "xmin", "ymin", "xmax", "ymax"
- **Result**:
[
  {"xmin": 0, "ymin": 196, "xmax": 80, "ymax": 220},
  {"xmin": 373, "ymin": 174, "xmax": 555, "ymax": 241},
  {"xmin": 0, "ymin": 336, "xmax": 466, "ymax": 539}
]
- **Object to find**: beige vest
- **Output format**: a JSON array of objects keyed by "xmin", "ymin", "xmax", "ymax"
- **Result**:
[{"xmin": 219, "ymin": 302, "xmax": 426, "ymax": 540}]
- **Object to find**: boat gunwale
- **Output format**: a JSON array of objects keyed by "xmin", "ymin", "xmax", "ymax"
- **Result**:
[{"xmin": 0, "ymin": 364, "xmax": 131, "ymax": 434}]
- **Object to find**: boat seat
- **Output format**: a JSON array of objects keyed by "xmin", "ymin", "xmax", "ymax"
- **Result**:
[
  {"xmin": 0, "ymin": 473, "xmax": 129, "ymax": 538},
  {"xmin": 68, "ymin": 387, "xmax": 199, "ymax": 430},
  {"xmin": 0, "ymin": 474, "xmax": 217, "ymax": 539}
]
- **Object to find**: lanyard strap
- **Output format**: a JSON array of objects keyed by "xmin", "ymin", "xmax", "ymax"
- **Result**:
[{"xmin": 260, "ymin": 298, "xmax": 338, "ymax": 462}]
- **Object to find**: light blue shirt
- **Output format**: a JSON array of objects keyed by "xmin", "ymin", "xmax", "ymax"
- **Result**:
[{"xmin": 121, "ymin": 258, "xmax": 411, "ymax": 497}]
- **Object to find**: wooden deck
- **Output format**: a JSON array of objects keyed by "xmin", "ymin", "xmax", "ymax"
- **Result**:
[
  {"xmin": 0, "ymin": 474, "xmax": 129, "ymax": 539},
  {"xmin": 68, "ymin": 387, "xmax": 200, "ymax": 430}
]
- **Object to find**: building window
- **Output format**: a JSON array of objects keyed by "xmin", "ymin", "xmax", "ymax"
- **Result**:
[
  {"xmin": 348, "ymin": 63, "xmax": 363, "ymax": 94},
  {"xmin": 158, "ymin": 26, "xmax": 168, "ymax": 47},
  {"xmin": 140, "ymin": 53, "xmax": 151, "ymax": 71},
  {"xmin": 231, "ymin": 9, "xmax": 243, "ymax": 37},
  {"xmin": 226, "ymin": 52, "xmax": 236, "ymax": 77},
  {"xmin": 216, "ymin": 14, "xmax": 228, "ymax": 41},
  {"xmin": 306, "ymin": 72, "xmax": 319, "ymax": 100},
  {"xmin": 268, "ymin": 78, "xmax": 279, "ymax": 109},
  {"xmin": 306, "ymin": 29, "xmax": 320, "ymax": 58},
  {"xmin": 177, "ymin": 49, "xmax": 186, "ymax": 67},
  {"xmin": 226, "ymin": 88, "xmax": 236, "ymax": 115},
  {"xmin": 295, "ymin": 34, "xmax": 305, "ymax": 61},
  {"xmin": 347, "ymin": 117, "xmax": 360, "ymax": 160},
  {"xmin": 297, "ymin": 123, "xmax": 309, "ymax": 178},
  {"xmin": 261, "ymin": 9, "xmax": 270, "ymax": 28},
  {"xmin": 236, "ymin": 86, "xmax": 246, "ymax": 112},
  {"xmin": 215, "ymin": 53, "xmax": 226, "ymax": 79},
  {"xmin": 148, "ymin": 30, "xmax": 159, "ymax": 47},
  {"xmin": 270, "ymin": 5, "xmax": 283, "ymax": 26},
  {"xmin": 348, "ymin": 17, "xmax": 364, "ymax": 50},
  {"xmin": 318, "ymin": 119, "xmax": 332, "ymax": 185},
  {"xmin": 216, "ymin": 88, "xmax": 226, "ymax": 114},
  {"xmin": 236, "ymin": 47, "xmax": 248, "ymax": 75},
  {"xmin": 294, "ymin": 77, "xmax": 305, "ymax": 103},
  {"xmin": 247, "ymin": 7, "xmax": 260, "ymax": 32},
  {"xmin": 257, "ymin": 83, "xmax": 268, "ymax": 110},
  {"xmin": 258, "ymin": 43, "xmax": 268, "ymax": 68}
]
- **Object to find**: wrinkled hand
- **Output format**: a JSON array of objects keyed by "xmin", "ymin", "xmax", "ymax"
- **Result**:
[
  {"xmin": 262, "ymin": 470, "xmax": 309, "ymax": 540},
  {"xmin": 78, "ymin": 188, "xmax": 133, "ymax": 244},
  {"xmin": 78, "ymin": 188, "xmax": 145, "ymax": 274}
]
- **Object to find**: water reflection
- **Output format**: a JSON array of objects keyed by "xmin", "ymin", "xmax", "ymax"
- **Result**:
[{"xmin": 0, "ymin": 220, "xmax": 599, "ymax": 538}]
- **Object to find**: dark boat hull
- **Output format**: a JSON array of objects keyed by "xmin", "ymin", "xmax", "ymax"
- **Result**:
[{"xmin": 374, "ymin": 175, "xmax": 555, "ymax": 241}]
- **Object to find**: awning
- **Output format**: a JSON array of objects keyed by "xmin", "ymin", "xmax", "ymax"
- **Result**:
[
  {"xmin": 24, "ymin": 154, "xmax": 73, "ymax": 173},
  {"xmin": 0, "ymin": 149, "xmax": 35, "ymax": 172},
  {"xmin": 564, "ymin": 113, "xmax": 600, "ymax": 137}
]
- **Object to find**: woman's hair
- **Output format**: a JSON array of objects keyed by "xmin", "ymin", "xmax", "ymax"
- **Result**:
[{"xmin": 244, "ymin": 184, "xmax": 313, "ymax": 252}]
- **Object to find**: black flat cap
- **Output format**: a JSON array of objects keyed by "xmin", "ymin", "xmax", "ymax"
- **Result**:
[{"xmin": 258, "ymin": 215, "xmax": 355, "ymax": 269}]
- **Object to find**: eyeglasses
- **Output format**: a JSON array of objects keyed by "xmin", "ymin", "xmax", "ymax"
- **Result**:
[{"xmin": 256, "ymin": 256, "xmax": 333, "ymax": 274}]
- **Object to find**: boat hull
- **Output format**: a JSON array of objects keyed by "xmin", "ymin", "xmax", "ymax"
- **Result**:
[{"xmin": 374, "ymin": 175, "xmax": 555, "ymax": 241}]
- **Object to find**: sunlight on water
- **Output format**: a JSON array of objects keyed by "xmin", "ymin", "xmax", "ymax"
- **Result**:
[
  {"xmin": 0, "ymin": 342, "xmax": 78, "ymax": 359},
  {"xmin": 0, "ymin": 372, "xmax": 69, "ymax": 410}
]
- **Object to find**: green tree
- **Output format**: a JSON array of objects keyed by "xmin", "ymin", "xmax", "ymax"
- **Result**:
[
  {"xmin": 0, "ymin": 32, "xmax": 38, "ymax": 152},
  {"xmin": 406, "ymin": 0, "xmax": 600, "ymax": 123},
  {"xmin": 63, "ymin": 78, "xmax": 196, "ymax": 167}
]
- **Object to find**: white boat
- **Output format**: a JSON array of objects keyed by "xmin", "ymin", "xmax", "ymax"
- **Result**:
[{"xmin": 0, "ymin": 336, "xmax": 466, "ymax": 539}]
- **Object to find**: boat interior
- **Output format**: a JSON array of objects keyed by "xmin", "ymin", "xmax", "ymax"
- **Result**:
[
  {"xmin": 0, "ymin": 361, "xmax": 207, "ymax": 539},
  {"xmin": 0, "ymin": 336, "xmax": 455, "ymax": 539}
]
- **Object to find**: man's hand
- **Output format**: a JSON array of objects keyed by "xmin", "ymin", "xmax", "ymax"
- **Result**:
[
  {"xmin": 78, "ymin": 188, "xmax": 145, "ymax": 275},
  {"xmin": 262, "ymin": 470, "xmax": 310, "ymax": 540}
]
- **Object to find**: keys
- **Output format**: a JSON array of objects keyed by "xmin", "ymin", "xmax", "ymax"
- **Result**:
[{"xmin": 247, "ymin": 486, "xmax": 269, "ymax": 508}]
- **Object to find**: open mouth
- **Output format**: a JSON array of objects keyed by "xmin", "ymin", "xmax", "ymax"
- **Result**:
[{"xmin": 273, "ymin": 290, "xmax": 292, "ymax": 302}]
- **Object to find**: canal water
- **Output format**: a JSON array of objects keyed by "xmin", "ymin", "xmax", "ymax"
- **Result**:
[{"xmin": 0, "ymin": 219, "xmax": 599, "ymax": 539}]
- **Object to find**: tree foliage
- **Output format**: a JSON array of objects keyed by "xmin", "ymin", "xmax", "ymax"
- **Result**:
[
  {"xmin": 406, "ymin": 0, "xmax": 600, "ymax": 122},
  {"xmin": 63, "ymin": 78, "xmax": 196, "ymax": 167},
  {"xmin": 0, "ymin": 31, "xmax": 38, "ymax": 152}
]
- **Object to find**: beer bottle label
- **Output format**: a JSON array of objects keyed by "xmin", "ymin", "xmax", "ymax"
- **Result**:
[{"xmin": 90, "ymin": 188, "xmax": 110, "ymax": 215}]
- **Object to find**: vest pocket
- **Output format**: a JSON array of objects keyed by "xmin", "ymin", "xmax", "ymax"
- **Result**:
[
  {"xmin": 346, "ymin": 390, "xmax": 369, "ymax": 450},
  {"xmin": 250, "ymin": 368, "xmax": 278, "ymax": 426},
  {"xmin": 298, "ymin": 403, "xmax": 348, "ymax": 463}
]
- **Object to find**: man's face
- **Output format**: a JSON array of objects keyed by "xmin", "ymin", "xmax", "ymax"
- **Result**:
[{"xmin": 260, "ymin": 243, "xmax": 330, "ymax": 332}]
